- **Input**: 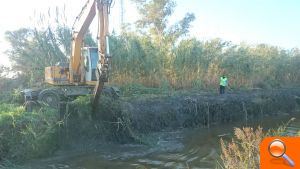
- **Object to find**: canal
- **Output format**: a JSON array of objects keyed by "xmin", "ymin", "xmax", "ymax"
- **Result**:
[{"xmin": 25, "ymin": 113, "xmax": 299, "ymax": 169}]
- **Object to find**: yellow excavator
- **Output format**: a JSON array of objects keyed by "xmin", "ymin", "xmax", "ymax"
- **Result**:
[{"xmin": 23, "ymin": 0, "xmax": 117, "ymax": 109}]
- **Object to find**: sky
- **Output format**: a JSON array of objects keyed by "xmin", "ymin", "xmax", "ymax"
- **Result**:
[{"xmin": 0, "ymin": 0, "xmax": 299, "ymax": 66}]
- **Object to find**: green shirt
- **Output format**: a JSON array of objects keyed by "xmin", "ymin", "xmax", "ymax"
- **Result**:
[{"xmin": 220, "ymin": 77, "xmax": 228, "ymax": 86}]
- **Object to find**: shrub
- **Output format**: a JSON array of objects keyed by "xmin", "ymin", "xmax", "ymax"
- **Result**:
[{"xmin": 0, "ymin": 103, "xmax": 60, "ymax": 162}]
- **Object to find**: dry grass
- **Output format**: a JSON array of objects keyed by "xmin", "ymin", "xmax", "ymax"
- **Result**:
[
  {"xmin": 219, "ymin": 127, "xmax": 263, "ymax": 169},
  {"xmin": 218, "ymin": 118, "xmax": 296, "ymax": 169},
  {"xmin": 109, "ymin": 35, "xmax": 300, "ymax": 91}
]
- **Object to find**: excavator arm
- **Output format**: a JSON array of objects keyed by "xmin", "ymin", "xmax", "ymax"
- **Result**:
[
  {"xmin": 69, "ymin": 0, "xmax": 113, "ymax": 105},
  {"xmin": 70, "ymin": 0, "xmax": 96, "ymax": 83},
  {"xmin": 93, "ymin": 0, "xmax": 112, "ymax": 105}
]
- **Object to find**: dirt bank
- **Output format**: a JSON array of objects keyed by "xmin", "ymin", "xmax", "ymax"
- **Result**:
[
  {"xmin": 60, "ymin": 88, "xmax": 300, "ymax": 145},
  {"xmin": 119, "ymin": 89, "xmax": 300, "ymax": 133}
]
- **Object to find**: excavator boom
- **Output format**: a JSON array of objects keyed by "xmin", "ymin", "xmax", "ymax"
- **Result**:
[
  {"xmin": 70, "ymin": 0, "xmax": 96, "ymax": 83},
  {"xmin": 93, "ymin": 0, "xmax": 112, "ymax": 105},
  {"xmin": 70, "ymin": 0, "xmax": 113, "ymax": 105}
]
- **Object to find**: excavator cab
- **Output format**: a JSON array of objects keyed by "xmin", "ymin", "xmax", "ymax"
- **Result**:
[
  {"xmin": 44, "ymin": 47, "xmax": 99, "ymax": 85},
  {"xmin": 82, "ymin": 47, "xmax": 99, "ymax": 83}
]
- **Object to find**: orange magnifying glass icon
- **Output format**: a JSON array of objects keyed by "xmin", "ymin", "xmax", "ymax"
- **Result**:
[{"xmin": 268, "ymin": 139, "xmax": 295, "ymax": 167}]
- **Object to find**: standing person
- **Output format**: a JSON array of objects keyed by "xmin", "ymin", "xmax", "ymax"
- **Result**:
[{"xmin": 219, "ymin": 75, "xmax": 228, "ymax": 94}]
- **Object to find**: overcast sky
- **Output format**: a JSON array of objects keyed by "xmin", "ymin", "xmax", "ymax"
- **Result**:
[{"xmin": 0, "ymin": 0, "xmax": 300, "ymax": 66}]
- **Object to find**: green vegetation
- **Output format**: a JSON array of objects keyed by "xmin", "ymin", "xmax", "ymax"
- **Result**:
[
  {"xmin": 0, "ymin": 94, "xmax": 138, "ymax": 165},
  {"xmin": 0, "ymin": 103, "xmax": 60, "ymax": 162}
]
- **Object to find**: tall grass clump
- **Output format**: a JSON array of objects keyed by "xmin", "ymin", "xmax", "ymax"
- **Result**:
[
  {"xmin": 109, "ymin": 34, "xmax": 300, "ymax": 91},
  {"xmin": 218, "ymin": 127, "xmax": 263, "ymax": 169},
  {"xmin": 0, "ymin": 103, "xmax": 60, "ymax": 162},
  {"xmin": 218, "ymin": 118, "xmax": 295, "ymax": 169}
]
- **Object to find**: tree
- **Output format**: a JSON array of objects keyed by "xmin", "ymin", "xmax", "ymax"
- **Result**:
[
  {"xmin": 130, "ymin": 0, "xmax": 195, "ymax": 85},
  {"xmin": 5, "ymin": 26, "xmax": 95, "ymax": 86},
  {"xmin": 5, "ymin": 27, "xmax": 68, "ymax": 85},
  {"xmin": 131, "ymin": 0, "xmax": 195, "ymax": 46},
  {"xmin": 0, "ymin": 65, "xmax": 8, "ymax": 79}
]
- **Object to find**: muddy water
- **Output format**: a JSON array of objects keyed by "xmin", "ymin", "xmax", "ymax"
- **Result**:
[{"xmin": 27, "ymin": 114, "xmax": 299, "ymax": 169}]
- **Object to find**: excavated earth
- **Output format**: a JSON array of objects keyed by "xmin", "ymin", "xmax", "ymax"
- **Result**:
[
  {"xmin": 59, "ymin": 88, "xmax": 300, "ymax": 145},
  {"xmin": 119, "ymin": 89, "xmax": 300, "ymax": 133}
]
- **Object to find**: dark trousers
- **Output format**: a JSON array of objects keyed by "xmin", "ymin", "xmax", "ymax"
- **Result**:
[{"xmin": 220, "ymin": 85, "xmax": 225, "ymax": 94}]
